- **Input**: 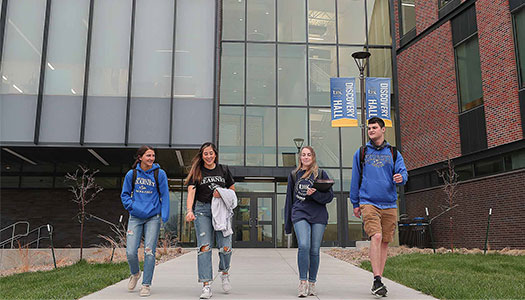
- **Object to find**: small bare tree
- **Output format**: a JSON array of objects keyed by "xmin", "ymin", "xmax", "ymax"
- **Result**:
[
  {"xmin": 434, "ymin": 158, "xmax": 460, "ymax": 251},
  {"xmin": 65, "ymin": 165, "xmax": 103, "ymax": 260}
]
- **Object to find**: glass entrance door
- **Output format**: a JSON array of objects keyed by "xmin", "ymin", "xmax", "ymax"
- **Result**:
[{"xmin": 233, "ymin": 193, "xmax": 275, "ymax": 247}]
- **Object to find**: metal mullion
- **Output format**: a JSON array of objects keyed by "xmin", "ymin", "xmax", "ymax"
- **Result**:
[
  {"xmin": 169, "ymin": 0, "xmax": 177, "ymax": 147},
  {"xmin": 33, "ymin": 0, "xmax": 52, "ymax": 145},
  {"xmin": 275, "ymin": 0, "xmax": 279, "ymax": 167},
  {"xmin": 80, "ymin": 0, "xmax": 95, "ymax": 145},
  {"xmin": 243, "ymin": 0, "xmax": 247, "ymax": 166},
  {"xmin": 305, "ymin": 0, "xmax": 310, "ymax": 145},
  {"xmin": 124, "ymin": 0, "xmax": 137, "ymax": 146},
  {"xmin": 0, "ymin": 0, "xmax": 9, "ymax": 66}
]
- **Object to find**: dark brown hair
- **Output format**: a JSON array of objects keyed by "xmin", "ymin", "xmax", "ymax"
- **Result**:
[
  {"xmin": 184, "ymin": 142, "xmax": 218, "ymax": 185},
  {"xmin": 132, "ymin": 145, "xmax": 155, "ymax": 169}
]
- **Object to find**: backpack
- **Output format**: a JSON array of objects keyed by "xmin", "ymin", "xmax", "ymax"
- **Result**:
[
  {"xmin": 359, "ymin": 145, "xmax": 397, "ymax": 187},
  {"xmin": 131, "ymin": 168, "xmax": 162, "ymax": 202}
]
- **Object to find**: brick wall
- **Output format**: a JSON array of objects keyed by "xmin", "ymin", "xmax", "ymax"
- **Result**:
[
  {"xmin": 476, "ymin": 0, "xmax": 523, "ymax": 146},
  {"xmin": 404, "ymin": 169, "xmax": 525, "ymax": 249},
  {"xmin": 397, "ymin": 23, "xmax": 461, "ymax": 170},
  {"xmin": 415, "ymin": 0, "xmax": 438, "ymax": 33},
  {"xmin": 1, "ymin": 189, "xmax": 128, "ymax": 247}
]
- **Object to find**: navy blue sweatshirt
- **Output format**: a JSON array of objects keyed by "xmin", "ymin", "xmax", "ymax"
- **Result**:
[{"xmin": 284, "ymin": 169, "xmax": 334, "ymax": 234}]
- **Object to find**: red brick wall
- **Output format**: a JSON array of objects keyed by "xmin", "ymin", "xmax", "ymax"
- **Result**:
[
  {"xmin": 415, "ymin": 0, "xmax": 438, "ymax": 33},
  {"xmin": 404, "ymin": 170, "xmax": 525, "ymax": 249},
  {"xmin": 476, "ymin": 0, "xmax": 523, "ymax": 146},
  {"xmin": 397, "ymin": 23, "xmax": 461, "ymax": 170}
]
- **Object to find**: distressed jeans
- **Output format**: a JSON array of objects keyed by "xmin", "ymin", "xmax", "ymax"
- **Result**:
[
  {"xmin": 126, "ymin": 214, "xmax": 161, "ymax": 285},
  {"xmin": 194, "ymin": 201, "xmax": 232, "ymax": 283},
  {"xmin": 293, "ymin": 219, "xmax": 326, "ymax": 282}
]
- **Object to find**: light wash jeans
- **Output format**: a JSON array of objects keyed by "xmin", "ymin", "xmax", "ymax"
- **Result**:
[
  {"xmin": 194, "ymin": 201, "xmax": 232, "ymax": 283},
  {"xmin": 126, "ymin": 214, "xmax": 161, "ymax": 285},
  {"xmin": 293, "ymin": 219, "xmax": 326, "ymax": 282}
]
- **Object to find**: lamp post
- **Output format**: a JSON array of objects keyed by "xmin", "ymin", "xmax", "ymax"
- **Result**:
[
  {"xmin": 293, "ymin": 137, "xmax": 304, "ymax": 153},
  {"xmin": 351, "ymin": 51, "xmax": 371, "ymax": 147}
]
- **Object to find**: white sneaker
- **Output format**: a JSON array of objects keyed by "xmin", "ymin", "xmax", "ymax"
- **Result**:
[
  {"xmin": 139, "ymin": 285, "xmax": 150, "ymax": 297},
  {"xmin": 200, "ymin": 285, "xmax": 213, "ymax": 299},
  {"xmin": 308, "ymin": 282, "xmax": 316, "ymax": 296},
  {"xmin": 221, "ymin": 273, "xmax": 231, "ymax": 293},
  {"xmin": 297, "ymin": 281, "xmax": 308, "ymax": 297},
  {"xmin": 127, "ymin": 272, "xmax": 141, "ymax": 291}
]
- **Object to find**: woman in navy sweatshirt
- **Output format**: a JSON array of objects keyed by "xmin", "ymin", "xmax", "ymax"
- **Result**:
[
  {"xmin": 121, "ymin": 145, "xmax": 170, "ymax": 297},
  {"xmin": 284, "ymin": 146, "xmax": 334, "ymax": 297}
]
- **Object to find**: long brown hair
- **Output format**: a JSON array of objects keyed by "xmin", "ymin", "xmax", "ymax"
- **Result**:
[
  {"xmin": 294, "ymin": 146, "xmax": 319, "ymax": 179},
  {"xmin": 184, "ymin": 142, "xmax": 218, "ymax": 185},
  {"xmin": 132, "ymin": 145, "xmax": 155, "ymax": 169}
]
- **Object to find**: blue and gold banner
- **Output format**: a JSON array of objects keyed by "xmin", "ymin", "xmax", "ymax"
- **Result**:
[
  {"xmin": 330, "ymin": 77, "xmax": 358, "ymax": 127},
  {"xmin": 365, "ymin": 77, "xmax": 392, "ymax": 127}
]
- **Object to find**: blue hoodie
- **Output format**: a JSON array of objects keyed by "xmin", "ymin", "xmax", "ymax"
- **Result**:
[
  {"xmin": 121, "ymin": 163, "xmax": 170, "ymax": 223},
  {"xmin": 350, "ymin": 142, "xmax": 408, "ymax": 209}
]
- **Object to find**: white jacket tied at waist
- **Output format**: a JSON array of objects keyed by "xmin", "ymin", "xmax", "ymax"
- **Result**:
[{"xmin": 211, "ymin": 187, "xmax": 238, "ymax": 237}]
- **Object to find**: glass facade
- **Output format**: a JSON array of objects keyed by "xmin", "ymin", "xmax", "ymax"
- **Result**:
[{"xmin": 219, "ymin": 0, "xmax": 395, "ymax": 246}]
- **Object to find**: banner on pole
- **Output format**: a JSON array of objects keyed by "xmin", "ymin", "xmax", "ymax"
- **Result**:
[
  {"xmin": 330, "ymin": 77, "xmax": 358, "ymax": 127},
  {"xmin": 365, "ymin": 77, "xmax": 392, "ymax": 127}
]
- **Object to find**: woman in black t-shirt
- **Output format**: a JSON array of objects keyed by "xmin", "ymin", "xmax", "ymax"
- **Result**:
[{"xmin": 185, "ymin": 142, "xmax": 235, "ymax": 299}]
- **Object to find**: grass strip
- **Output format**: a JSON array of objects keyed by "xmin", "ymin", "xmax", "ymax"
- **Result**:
[{"xmin": 360, "ymin": 253, "xmax": 525, "ymax": 299}]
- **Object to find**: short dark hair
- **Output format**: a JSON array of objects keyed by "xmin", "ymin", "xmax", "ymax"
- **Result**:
[{"xmin": 368, "ymin": 117, "xmax": 385, "ymax": 128}]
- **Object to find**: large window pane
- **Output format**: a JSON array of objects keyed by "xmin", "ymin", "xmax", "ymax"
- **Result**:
[
  {"xmin": 456, "ymin": 36, "xmax": 483, "ymax": 112},
  {"xmin": 338, "ymin": 46, "xmax": 363, "ymax": 92},
  {"xmin": 308, "ymin": 0, "xmax": 336, "ymax": 44},
  {"xmin": 276, "ymin": 194, "xmax": 287, "ymax": 247},
  {"xmin": 174, "ymin": 0, "xmax": 215, "ymax": 99},
  {"xmin": 323, "ymin": 196, "xmax": 338, "ymax": 242},
  {"xmin": 85, "ymin": 0, "xmax": 132, "ymax": 143},
  {"xmin": 278, "ymin": 108, "xmax": 307, "ymax": 166},
  {"xmin": 277, "ymin": 0, "xmax": 306, "ymax": 42},
  {"xmin": 129, "ymin": 0, "xmax": 174, "ymax": 145},
  {"xmin": 369, "ymin": 48, "xmax": 392, "ymax": 79},
  {"xmin": 341, "ymin": 112, "xmax": 363, "ymax": 167},
  {"xmin": 0, "ymin": 0, "xmax": 46, "ymax": 142},
  {"xmin": 513, "ymin": 8, "xmax": 525, "ymax": 88},
  {"xmin": 220, "ymin": 43, "xmax": 244, "ymax": 104},
  {"xmin": 278, "ymin": 44, "xmax": 306, "ymax": 105},
  {"xmin": 247, "ymin": 43, "xmax": 275, "ymax": 105},
  {"xmin": 247, "ymin": 0, "xmax": 275, "ymax": 41},
  {"xmin": 219, "ymin": 106, "xmax": 245, "ymax": 166},
  {"xmin": 323, "ymin": 168, "xmax": 341, "ymax": 191},
  {"xmin": 309, "ymin": 46, "xmax": 336, "ymax": 106},
  {"xmin": 337, "ymin": 0, "xmax": 365, "ymax": 44},
  {"xmin": 310, "ymin": 109, "xmax": 339, "ymax": 167},
  {"xmin": 246, "ymin": 107, "xmax": 276, "ymax": 166},
  {"xmin": 40, "ymin": 0, "xmax": 89, "ymax": 143},
  {"xmin": 223, "ymin": 0, "xmax": 245, "ymax": 41},
  {"xmin": 368, "ymin": 0, "xmax": 391, "ymax": 45},
  {"xmin": 400, "ymin": 0, "xmax": 415, "ymax": 36}
]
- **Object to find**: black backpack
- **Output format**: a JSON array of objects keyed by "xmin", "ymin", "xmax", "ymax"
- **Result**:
[
  {"xmin": 131, "ymin": 168, "xmax": 162, "ymax": 202},
  {"xmin": 359, "ymin": 145, "xmax": 398, "ymax": 187}
]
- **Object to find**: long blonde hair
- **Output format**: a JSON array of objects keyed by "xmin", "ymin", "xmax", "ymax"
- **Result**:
[
  {"xmin": 184, "ymin": 142, "xmax": 218, "ymax": 185},
  {"xmin": 294, "ymin": 146, "xmax": 319, "ymax": 179}
]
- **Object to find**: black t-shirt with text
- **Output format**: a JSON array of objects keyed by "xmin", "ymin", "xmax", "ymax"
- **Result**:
[{"xmin": 190, "ymin": 164, "xmax": 234, "ymax": 203}]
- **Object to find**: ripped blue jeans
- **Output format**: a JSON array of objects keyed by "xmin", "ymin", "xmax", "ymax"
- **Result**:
[
  {"xmin": 194, "ymin": 201, "xmax": 232, "ymax": 283},
  {"xmin": 126, "ymin": 214, "xmax": 160, "ymax": 285}
]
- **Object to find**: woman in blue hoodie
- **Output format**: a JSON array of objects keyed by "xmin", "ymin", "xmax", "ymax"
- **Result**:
[
  {"xmin": 121, "ymin": 145, "xmax": 170, "ymax": 297},
  {"xmin": 284, "ymin": 146, "xmax": 333, "ymax": 297}
]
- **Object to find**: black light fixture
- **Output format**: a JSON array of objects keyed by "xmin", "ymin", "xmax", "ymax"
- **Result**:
[
  {"xmin": 293, "ymin": 138, "xmax": 304, "ymax": 153},
  {"xmin": 351, "ymin": 51, "xmax": 371, "ymax": 148}
]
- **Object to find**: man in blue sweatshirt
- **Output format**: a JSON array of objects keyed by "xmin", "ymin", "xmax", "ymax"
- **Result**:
[{"xmin": 350, "ymin": 117, "xmax": 407, "ymax": 297}]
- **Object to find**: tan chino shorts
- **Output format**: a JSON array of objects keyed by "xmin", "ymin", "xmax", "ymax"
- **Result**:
[{"xmin": 360, "ymin": 204, "xmax": 397, "ymax": 243}]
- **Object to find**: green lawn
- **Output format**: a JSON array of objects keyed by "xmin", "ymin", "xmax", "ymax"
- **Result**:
[
  {"xmin": 0, "ymin": 260, "xmax": 133, "ymax": 299},
  {"xmin": 361, "ymin": 253, "xmax": 525, "ymax": 299}
]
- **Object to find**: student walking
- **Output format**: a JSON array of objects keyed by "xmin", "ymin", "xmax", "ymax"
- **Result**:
[
  {"xmin": 350, "ymin": 117, "xmax": 407, "ymax": 297},
  {"xmin": 121, "ymin": 145, "xmax": 170, "ymax": 297},
  {"xmin": 284, "ymin": 146, "xmax": 334, "ymax": 297},
  {"xmin": 185, "ymin": 142, "xmax": 236, "ymax": 299}
]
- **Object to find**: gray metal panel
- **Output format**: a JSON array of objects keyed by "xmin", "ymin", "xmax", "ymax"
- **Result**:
[
  {"xmin": 84, "ymin": 96, "xmax": 127, "ymax": 144},
  {"xmin": 39, "ymin": 95, "xmax": 82, "ymax": 143},
  {"xmin": 0, "ymin": 94, "xmax": 37, "ymax": 142},
  {"xmin": 172, "ymin": 98, "xmax": 213, "ymax": 145}
]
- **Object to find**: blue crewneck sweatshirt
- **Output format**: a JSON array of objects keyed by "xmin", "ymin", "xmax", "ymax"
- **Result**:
[
  {"xmin": 121, "ymin": 163, "xmax": 170, "ymax": 223},
  {"xmin": 284, "ymin": 169, "xmax": 334, "ymax": 234},
  {"xmin": 350, "ymin": 142, "xmax": 408, "ymax": 209}
]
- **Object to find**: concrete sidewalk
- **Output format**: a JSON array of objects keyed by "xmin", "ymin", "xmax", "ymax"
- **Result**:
[{"xmin": 81, "ymin": 248, "xmax": 435, "ymax": 300}]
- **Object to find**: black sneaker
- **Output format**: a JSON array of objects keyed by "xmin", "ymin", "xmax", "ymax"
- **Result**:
[{"xmin": 371, "ymin": 281, "xmax": 387, "ymax": 298}]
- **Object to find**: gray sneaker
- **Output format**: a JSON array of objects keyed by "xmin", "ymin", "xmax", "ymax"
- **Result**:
[
  {"xmin": 221, "ymin": 273, "xmax": 231, "ymax": 293},
  {"xmin": 200, "ymin": 285, "xmax": 213, "ymax": 299},
  {"xmin": 308, "ymin": 282, "xmax": 316, "ymax": 296},
  {"xmin": 297, "ymin": 281, "xmax": 308, "ymax": 297},
  {"xmin": 139, "ymin": 285, "xmax": 150, "ymax": 297},
  {"xmin": 127, "ymin": 272, "xmax": 141, "ymax": 291}
]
